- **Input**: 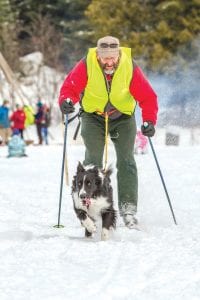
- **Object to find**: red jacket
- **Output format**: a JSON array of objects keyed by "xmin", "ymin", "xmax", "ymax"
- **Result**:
[
  {"xmin": 58, "ymin": 59, "xmax": 158, "ymax": 124},
  {"xmin": 10, "ymin": 109, "xmax": 26, "ymax": 130}
]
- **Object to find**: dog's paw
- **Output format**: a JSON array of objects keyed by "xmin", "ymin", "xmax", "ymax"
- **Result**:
[
  {"xmin": 101, "ymin": 228, "xmax": 110, "ymax": 241},
  {"xmin": 81, "ymin": 217, "xmax": 97, "ymax": 233}
]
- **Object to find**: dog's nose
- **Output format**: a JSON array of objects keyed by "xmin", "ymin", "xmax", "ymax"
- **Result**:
[{"xmin": 80, "ymin": 193, "xmax": 87, "ymax": 200}]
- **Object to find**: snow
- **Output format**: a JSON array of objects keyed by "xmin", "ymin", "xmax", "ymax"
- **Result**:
[{"xmin": 0, "ymin": 138, "xmax": 200, "ymax": 300}]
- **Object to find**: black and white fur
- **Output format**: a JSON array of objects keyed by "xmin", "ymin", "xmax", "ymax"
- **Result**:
[{"xmin": 72, "ymin": 162, "xmax": 116, "ymax": 241}]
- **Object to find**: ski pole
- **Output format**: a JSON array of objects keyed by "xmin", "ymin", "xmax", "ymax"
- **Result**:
[
  {"xmin": 148, "ymin": 137, "xmax": 177, "ymax": 225},
  {"xmin": 54, "ymin": 114, "xmax": 69, "ymax": 228}
]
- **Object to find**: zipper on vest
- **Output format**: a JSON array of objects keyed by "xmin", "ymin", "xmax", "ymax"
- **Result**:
[
  {"xmin": 103, "ymin": 73, "xmax": 110, "ymax": 97},
  {"xmin": 103, "ymin": 72, "xmax": 115, "ymax": 98}
]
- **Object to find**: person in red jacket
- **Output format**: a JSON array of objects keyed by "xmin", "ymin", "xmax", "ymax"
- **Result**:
[
  {"xmin": 10, "ymin": 103, "xmax": 26, "ymax": 139},
  {"xmin": 58, "ymin": 36, "xmax": 158, "ymax": 229}
]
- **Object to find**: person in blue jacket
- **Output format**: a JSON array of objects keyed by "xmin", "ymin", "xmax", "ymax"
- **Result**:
[{"xmin": 0, "ymin": 100, "xmax": 11, "ymax": 145}]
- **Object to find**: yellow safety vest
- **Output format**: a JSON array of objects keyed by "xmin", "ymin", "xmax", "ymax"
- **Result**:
[
  {"xmin": 82, "ymin": 47, "xmax": 136, "ymax": 115},
  {"xmin": 24, "ymin": 105, "xmax": 35, "ymax": 127}
]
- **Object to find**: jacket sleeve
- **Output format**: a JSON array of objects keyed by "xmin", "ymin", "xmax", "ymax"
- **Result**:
[
  {"xmin": 58, "ymin": 59, "xmax": 88, "ymax": 106},
  {"xmin": 10, "ymin": 113, "xmax": 14, "ymax": 121},
  {"xmin": 129, "ymin": 64, "xmax": 158, "ymax": 125}
]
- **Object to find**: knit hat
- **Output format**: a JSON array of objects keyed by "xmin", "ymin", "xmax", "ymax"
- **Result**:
[
  {"xmin": 97, "ymin": 36, "xmax": 120, "ymax": 58},
  {"xmin": 37, "ymin": 101, "xmax": 43, "ymax": 107},
  {"xmin": 3, "ymin": 100, "xmax": 9, "ymax": 105}
]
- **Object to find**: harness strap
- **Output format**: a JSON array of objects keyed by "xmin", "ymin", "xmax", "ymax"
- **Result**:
[
  {"xmin": 96, "ymin": 109, "xmax": 117, "ymax": 171},
  {"xmin": 68, "ymin": 112, "xmax": 79, "ymax": 124},
  {"xmin": 73, "ymin": 120, "xmax": 81, "ymax": 140},
  {"xmin": 72, "ymin": 109, "xmax": 84, "ymax": 140},
  {"xmin": 104, "ymin": 112, "xmax": 109, "ymax": 171},
  {"xmin": 96, "ymin": 109, "xmax": 117, "ymax": 117}
]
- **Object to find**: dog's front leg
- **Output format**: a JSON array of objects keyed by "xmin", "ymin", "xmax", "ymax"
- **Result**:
[
  {"xmin": 85, "ymin": 228, "xmax": 92, "ymax": 238},
  {"xmin": 101, "ymin": 210, "xmax": 116, "ymax": 241},
  {"xmin": 75, "ymin": 208, "xmax": 96, "ymax": 235}
]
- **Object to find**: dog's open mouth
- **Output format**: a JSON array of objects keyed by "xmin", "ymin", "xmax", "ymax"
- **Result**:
[{"xmin": 82, "ymin": 198, "xmax": 91, "ymax": 208}]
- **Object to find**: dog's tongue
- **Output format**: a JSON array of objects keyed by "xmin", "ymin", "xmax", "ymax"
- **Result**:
[{"xmin": 83, "ymin": 198, "xmax": 91, "ymax": 207}]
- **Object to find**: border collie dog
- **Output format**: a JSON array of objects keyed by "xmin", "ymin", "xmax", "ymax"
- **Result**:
[{"xmin": 72, "ymin": 162, "xmax": 116, "ymax": 240}]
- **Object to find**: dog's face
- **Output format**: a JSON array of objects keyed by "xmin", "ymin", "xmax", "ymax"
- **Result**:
[
  {"xmin": 75, "ymin": 162, "xmax": 102, "ymax": 200},
  {"xmin": 72, "ymin": 162, "xmax": 112, "ymax": 206}
]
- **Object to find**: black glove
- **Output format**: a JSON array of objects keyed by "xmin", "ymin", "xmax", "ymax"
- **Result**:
[
  {"xmin": 141, "ymin": 121, "xmax": 155, "ymax": 137},
  {"xmin": 60, "ymin": 99, "xmax": 75, "ymax": 114}
]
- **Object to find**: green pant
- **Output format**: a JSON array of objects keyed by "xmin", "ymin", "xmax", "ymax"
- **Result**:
[{"xmin": 81, "ymin": 112, "xmax": 138, "ymax": 210}]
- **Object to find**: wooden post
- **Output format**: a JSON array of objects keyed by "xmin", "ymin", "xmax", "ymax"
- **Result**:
[{"xmin": 0, "ymin": 52, "xmax": 28, "ymax": 105}]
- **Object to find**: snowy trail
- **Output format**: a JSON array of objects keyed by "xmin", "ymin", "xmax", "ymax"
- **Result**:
[{"xmin": 0, "ymin": 143, "xmax": 200, "ymax": 300}]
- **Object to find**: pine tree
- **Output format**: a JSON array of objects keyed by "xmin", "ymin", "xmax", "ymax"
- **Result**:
[
  {"xmin": 86, "ymin": 0, "xmax": 200, "ymax": 72},
  {"xmin": 8, "ymin": 0, "xmax": 92, "ymax": 70}
]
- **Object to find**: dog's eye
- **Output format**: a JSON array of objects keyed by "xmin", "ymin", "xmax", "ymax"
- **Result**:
[
  {"xmin": 78, "ymin": 181, "xmax": 82, "ymax": 187},
  {"xmin": 86, "ymin": 180, "xmax": 91, "ymax": 186}
]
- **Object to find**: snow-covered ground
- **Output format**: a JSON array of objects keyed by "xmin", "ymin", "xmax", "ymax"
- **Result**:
[{"xmin": 0, "ymin": 139, "xmax": 200, "ymax": 300}]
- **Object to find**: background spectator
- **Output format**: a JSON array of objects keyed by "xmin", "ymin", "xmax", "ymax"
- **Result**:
[
  {"xmin": 41, "ymin": 105, "xmax": 51, "ymax": 145},
  {"xmin": 24, "ymin": 105, "xmax": 35, "ymax": 128},
  {"xmin": 0, "ymin": 100, "xmax": 11, "ymax": 145},
  {"xmin": 10, "ymin": 103, "xmax": 26, "ymax": 139},
  {"xmin": 134, "ymin": 130, "xmax": 148, "ymax": 155},
  {"xmin": 7, "ymin": 129, "xmax": 27, "ymax": 157},
  {"xmin": 34, "ymin": 101, "xmax": 45, "ymax": 145}
]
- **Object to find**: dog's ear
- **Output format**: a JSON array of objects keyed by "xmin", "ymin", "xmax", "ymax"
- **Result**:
[
  {"xmin": 102, "ymin": 166, "xmax": 112, "ymax": 178},
  {"xmin": 77, "ymin": 161, "xmax": 85, "ymax": 173},
  {"xmin": 93, "ymin": 166, "xmax": 99, "ymax": 174},
  {"xmin": 101, "ymin": 166, "xmax": 112, "ymax": 192}
]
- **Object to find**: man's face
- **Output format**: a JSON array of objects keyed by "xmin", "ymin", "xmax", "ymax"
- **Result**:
[
  {"xmin": 3, "ymin": 101, "xmax": 10, "ymax": 108},
  {"xmin": 98, "ymin": 56, "xmax": 119, "ymax": 74}
]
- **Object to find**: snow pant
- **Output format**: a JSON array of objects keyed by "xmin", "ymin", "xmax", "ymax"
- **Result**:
[
  {"xmin": 36, "ymin": 123, "xmax": 43, "ymax": 144},
  {"xmin": 41, "ymin": 126, "xmax": 48, "ymax": 145},
  {"xmin": 81, "ymin": 112, "xmax": 138, "ymax": 211},
  {"xmin": 0, "ymin": 127, "xmax": 12, "ymax": 144},
  {"xmin": 16, "ymin": 129, "xmax": 24, "ymax": 139}
]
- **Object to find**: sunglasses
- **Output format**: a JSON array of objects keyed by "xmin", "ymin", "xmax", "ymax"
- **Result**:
[{"xmin": 100, "ymin": 43, "xmax": 119, "ymax": 48}]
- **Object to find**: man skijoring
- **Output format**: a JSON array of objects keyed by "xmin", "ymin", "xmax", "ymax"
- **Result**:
[{"xmin": 58, "ymin": 36, "xmax": 158, "ymax": 229}]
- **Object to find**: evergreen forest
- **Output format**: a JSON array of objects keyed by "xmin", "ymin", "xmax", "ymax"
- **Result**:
[{"xmin": 0, "ymin": 0, "xmax": 200, "ymax": 73}]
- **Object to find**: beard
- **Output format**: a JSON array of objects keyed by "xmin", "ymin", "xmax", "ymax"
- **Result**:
[
  {"xmin": 98, "ymin": 60, "xmax": 119, "ymax": 75},
  {"xmin": 104, "ymin": 69, "xmax": 115, "ymax": 75}
]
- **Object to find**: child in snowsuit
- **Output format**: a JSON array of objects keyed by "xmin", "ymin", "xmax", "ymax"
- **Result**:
[
  {"xmin": 134, "ymin": 130, "xmax": 148, "ymax": 154},
  {"xmin": 8, "ymin": 129, "xmax": 27, "ymax": 158}
]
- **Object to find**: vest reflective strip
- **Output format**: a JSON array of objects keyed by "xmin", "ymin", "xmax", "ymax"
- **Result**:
[{"xmin": 82, "ymin": 47, "xmax": 136, "ymax": 115}]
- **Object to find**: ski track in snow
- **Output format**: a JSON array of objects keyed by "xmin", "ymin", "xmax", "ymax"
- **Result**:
[{"xmin": 0, "ymin": 142, "xmax": 200, "ymax": 300}]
